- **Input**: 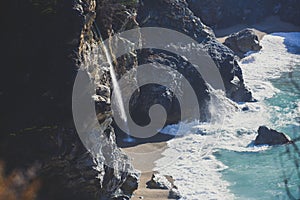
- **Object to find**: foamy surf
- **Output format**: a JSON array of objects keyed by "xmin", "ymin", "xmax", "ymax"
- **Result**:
[
  {"xmin": 156, "ymin": 32, "xmax": 300, "ymax": 199},
  {"xmin": 240, "ymin": 32, "xmax": 300, "ymax": 100}
]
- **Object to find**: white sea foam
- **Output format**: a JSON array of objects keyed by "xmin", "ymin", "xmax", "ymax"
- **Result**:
[
  {"xmin": 240, "ymin": 33, "xmax": 300, "ymax": 100},
  {"xmin": 155, "ymin": 32, "xmax": 300, "ymax": 199}
]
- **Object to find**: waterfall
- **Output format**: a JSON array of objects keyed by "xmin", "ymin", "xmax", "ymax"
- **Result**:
[{"xmin": 99, "ymin": 37, "xmax": 135, "ymax": 142}]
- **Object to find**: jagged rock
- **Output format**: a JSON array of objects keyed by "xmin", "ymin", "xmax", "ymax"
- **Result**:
[
  {"xmin": 226, "ymin": 80, "xmax": 254, "ymax": 102},
  {"xmin": 146, "ymin": 173, "xmax": 172, "ymax": 189},
  {"xmin": 121, "ymin": 172, "xmax": 140, "ymax": 195},
  {"xmin": 200, "ymin": 39, "xmax": 254, "ymax": 102},
  {"xmin": 254, "ymin": 126, "xmax": 292, "ymax": 146},
  {"xmin": 168, "ymin": 187, "xmax": 182, "ymax": 199},
  {"xmin": 134, "ymin": 0, "xmax": 254, "ymax": 125},
  {"xmin": 137, "ymin": 0, "xmax": 215, "ymax": 41},
  {"xmin": 224, "ymin": 29, "xmax": 262, "ymax": 58},
  {"xmin": 146, "ymin": 173, "xmax": 181, "ymax": 199}
]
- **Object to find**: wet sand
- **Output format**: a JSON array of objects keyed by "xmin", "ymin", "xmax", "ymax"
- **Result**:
[{"xmin": 122, "ymin": 141, "xmax": 170, "ymax": 200}]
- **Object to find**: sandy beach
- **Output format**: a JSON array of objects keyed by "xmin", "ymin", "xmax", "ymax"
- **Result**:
[
  {"xmin": 130, "ymin": 171, "xmax": 170, "ymax": 200},
  {"xmin": 215, "ymin": 16, "xmax": 300, "ymax": 43},
  {"xmin": 122, "ymin": 141, "xmax": 170, "ymax": 200}
]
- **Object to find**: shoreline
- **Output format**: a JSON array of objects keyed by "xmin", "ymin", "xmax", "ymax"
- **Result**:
[
  {"xmin": 121, "ymin": 16, "xmax": 300, "ymax": 199},
  {"xmin": 215, "ymin": 16, "xmax": 300, "ymax": 43}
]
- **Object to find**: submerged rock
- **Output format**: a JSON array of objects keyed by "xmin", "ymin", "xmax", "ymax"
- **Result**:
[
  {"xmin": 254, "ymin": 126, "xmax": 292, "ymax": 146},
  {"xmin": 224, "ymin": 29, "xmax": 262, "ymax": 58}
]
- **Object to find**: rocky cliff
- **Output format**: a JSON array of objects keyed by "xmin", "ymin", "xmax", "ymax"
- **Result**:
[
  {"xmin": 1, "ymin": 0, "xmax": 139, "ymax": 199},
  {"xmin": 1, "ymin": 0, "xmax": 257, "ymax": 199},
  {"xmin": 135, "ymin": 0, "xmax": 253, "ymax": 112}
]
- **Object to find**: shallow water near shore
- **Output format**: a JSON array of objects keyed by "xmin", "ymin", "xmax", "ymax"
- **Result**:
[
  {"xmin": 217, "ymin": 64, "xmax": 300, "ymax": 199},
  {"xmin": 156, "ymin": 32, "xmax": 300, "ymax": 199}
]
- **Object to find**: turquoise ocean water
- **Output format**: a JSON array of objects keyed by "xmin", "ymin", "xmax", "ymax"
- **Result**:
[
  {"xmin": 157, "ymin": 32, "xmax": 300, "ymax": 199},
  {"xmin": 218, "ymin": 35, "xmax": 300, "ymax": 199}
]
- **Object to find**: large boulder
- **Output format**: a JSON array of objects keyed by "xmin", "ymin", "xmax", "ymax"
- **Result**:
[
  {"xmin": 224, "ymin": 28, "xmax": 262, "ymax": 58},
  {"xmin": 146, "ymin": 173, "xmax": 172, "ymax": 190},
  {"xmin": 254, "ymin": 126, "xmax": 292, "ymax": 146}
]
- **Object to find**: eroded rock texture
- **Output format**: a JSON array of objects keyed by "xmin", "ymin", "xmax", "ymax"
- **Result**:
[{"xmin": 224, "ymin": 28, "xmax": 262, "ymax": 58}]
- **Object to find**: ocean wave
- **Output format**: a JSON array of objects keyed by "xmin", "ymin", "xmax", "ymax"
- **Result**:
[{"xmin": 156, "ymin": 32, "xmax": 300, "ymax": 199}]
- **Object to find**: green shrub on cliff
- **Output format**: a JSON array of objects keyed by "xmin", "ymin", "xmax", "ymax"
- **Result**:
[{"xmin": 30, "ymin": 0, "xmax": 59, "ymax": 14}]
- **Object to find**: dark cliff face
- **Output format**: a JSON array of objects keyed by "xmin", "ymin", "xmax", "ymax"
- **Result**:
[
  {"xmin": 187, "ymin": 0, "xmax": 300, "ymax": 29},
  {"xmin": 187, "ymin": 0, "xmax": 276, "ymax": 28},
  {"xmin": 1, "ymin": 0, "xmax": 82, "ymax": 134},
  {"xmin": 279, "ymin": 0, "xmax": 300, "ymax": 26},
  {"xmin": 1, "ymin": 0, "xmax": 93, "ymax": 198},
  {"xmin": 1, "ymin": 0, "xmax": 139, "ymax": 199}
]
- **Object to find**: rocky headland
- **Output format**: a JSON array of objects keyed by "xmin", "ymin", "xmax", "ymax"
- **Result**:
[{"xmin": 1, "ymin": 0, "xmax": 299, "ymax": 199}]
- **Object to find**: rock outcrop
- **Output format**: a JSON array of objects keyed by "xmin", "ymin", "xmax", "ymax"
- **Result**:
[
  {"xmin": 146, "ymin": 173, "xmax": 182, "ymax": 199},
  {"xmin": 146, "ymin": 173, "xmax": 172, "ymax": 190},
  {"xmin": 254, "ymin": 126, "xmax": 292, "ymax": 146},
  {"xmin": 134, "ymin": 0, "xmax": 254, "ymax": 122},
  {"xmin": 224, "ymin": 28, "xmax": 262, "ymax": 58}
]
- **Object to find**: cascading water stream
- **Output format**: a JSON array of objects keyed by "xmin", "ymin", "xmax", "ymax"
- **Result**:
[{"xmin": 99, "ymin": 35, "xmax": 135, "ymax": 143}]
